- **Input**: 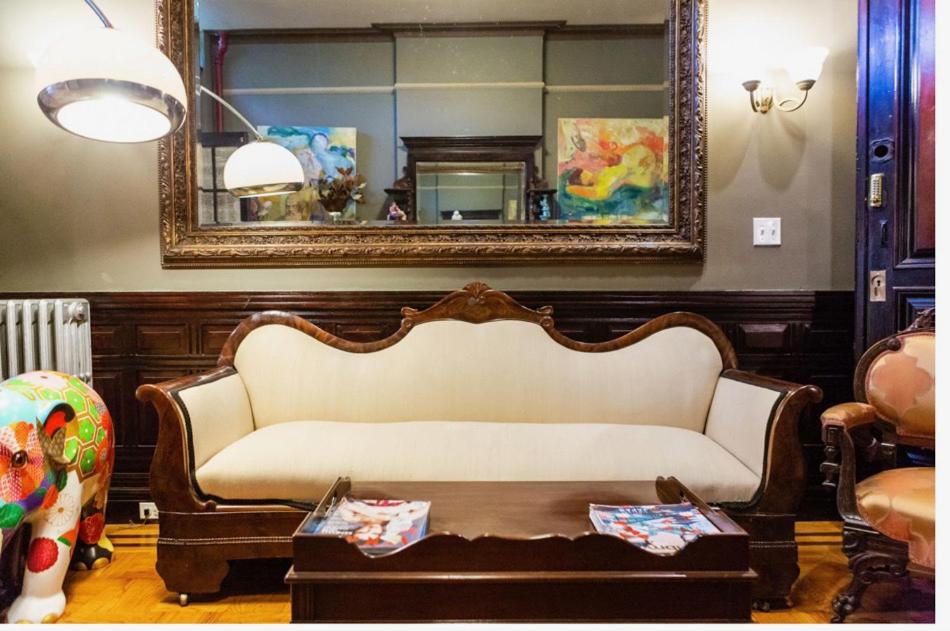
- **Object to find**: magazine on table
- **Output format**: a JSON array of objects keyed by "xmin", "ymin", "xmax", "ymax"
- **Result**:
[
  {"xmin": 588, "ymin": 502, "xmax": 719, "ymax": 555},
  {"xmin": 305, "ymin": 496, "xmax": 431, "ymax": 555}
]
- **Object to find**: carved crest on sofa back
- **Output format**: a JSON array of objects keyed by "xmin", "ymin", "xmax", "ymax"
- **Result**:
[
  {"xmin": 219, "ymin": 282, "xmax": 738, "ymax": 365},
  {"xmin": 402, "ymin": 282, "xmax": 555, "ymax": 328}
]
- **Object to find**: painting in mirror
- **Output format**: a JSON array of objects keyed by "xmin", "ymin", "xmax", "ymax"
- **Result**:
[{"xmin": 158, "ymin": 0, "xmax": 705, "ymax": 265}]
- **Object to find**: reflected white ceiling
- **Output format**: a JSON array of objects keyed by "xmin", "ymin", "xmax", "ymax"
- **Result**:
[
  {"xmin": 0, "ymin": 0, "xmax": 667, "ymax": 69},
  {"xmin": 197, "ymin": 0, "xmax": 667, "ymax": 30}
]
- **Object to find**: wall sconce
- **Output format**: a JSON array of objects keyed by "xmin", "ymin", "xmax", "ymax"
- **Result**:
[{"xmin": 741, "ymin": 46, "xmax": 829, "ymax": 114}]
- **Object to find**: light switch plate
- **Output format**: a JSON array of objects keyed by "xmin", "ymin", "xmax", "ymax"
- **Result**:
[{"xmin": 753, "ymin": 218, "xmax": 781, "ymax": 246}]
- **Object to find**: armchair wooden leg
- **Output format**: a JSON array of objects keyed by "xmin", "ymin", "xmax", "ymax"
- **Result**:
[{"xmin": 831, "ymin": 550, "xmax": 908, "ymax": 623}]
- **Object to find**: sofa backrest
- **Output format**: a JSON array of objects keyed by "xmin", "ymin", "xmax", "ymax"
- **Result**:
[{"xmin": 232, "ymin": 317, "xmax": 727, "ymax": 432}]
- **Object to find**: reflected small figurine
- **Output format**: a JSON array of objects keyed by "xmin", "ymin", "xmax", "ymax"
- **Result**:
[
  {"xmin": 539, "ymin": 197, "xmax": 551, "ymax": 221},
  {"xmin": 387, "ymin": 202, "xmax": 407, "ymax": 221}
]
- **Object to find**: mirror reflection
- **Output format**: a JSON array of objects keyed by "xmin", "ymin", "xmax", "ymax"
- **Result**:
[
  {"xmin": 416, "ymin": 162, "xmax": 526, "ymax": 225},
  {"xmin": 194, "ymin": 0, "xmax": 670, "ymax": 227}
]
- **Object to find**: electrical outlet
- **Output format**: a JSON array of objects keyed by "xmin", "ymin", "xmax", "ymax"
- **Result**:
[
  {"xmin": 753, "ymin": 218, "xmax": 781, "ymax": 246},
  {"xmin": 138, "ymin": 502, "xmax": 159, "ymax": 521}
]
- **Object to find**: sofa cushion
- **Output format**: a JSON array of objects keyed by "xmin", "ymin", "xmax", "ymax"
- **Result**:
[
  {"xmin": 233, "ymin": 320, "xmax": 724, "ymax": 432},
  {"xmin": 195, "ymin": 420, "xmax": 762, "ymax": 504}
]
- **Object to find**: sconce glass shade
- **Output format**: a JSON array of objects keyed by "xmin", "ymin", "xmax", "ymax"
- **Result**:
[
  {"xmin": 786, "ymin": 46, "xmax": 829, "ymax": 83},
  {"xmin": 223, "ymin": 141, "xmax": 305, "ymax": 198},
  {"xmin": 35, "ymin": 27, "xmax": 187, "ymax": 143}
]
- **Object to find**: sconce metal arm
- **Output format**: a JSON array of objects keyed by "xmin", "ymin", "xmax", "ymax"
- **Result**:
[
  {"xmin": 775, "ymin": 89, "xmax": 809, "ymax": 112},
  {"xmin": 198, "ymin": 86, "xmax": 265, "ymax": 140},
  {"xmin": 83, "ymin": 0, "xmax": 114, "ymax": 28}
]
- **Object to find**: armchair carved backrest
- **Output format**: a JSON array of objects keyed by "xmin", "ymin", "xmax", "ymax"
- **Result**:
[{"xmin": 854, "ymin": 315, "xmax": 935, "ymax": 446}]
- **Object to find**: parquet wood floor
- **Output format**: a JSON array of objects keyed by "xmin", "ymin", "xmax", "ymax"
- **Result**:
[{"xmin": 54, "ymin": 521, "xmax": 933, "ymax": 624}]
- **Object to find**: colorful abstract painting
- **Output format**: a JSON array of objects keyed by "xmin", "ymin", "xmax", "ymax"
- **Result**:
[
  {"xmin": 245, "ymin": 126, "xmax": 357, "ymax": 222},
  {"xmin": 557, "ymin": 118, "xmax": 669, "ymax": 224}
]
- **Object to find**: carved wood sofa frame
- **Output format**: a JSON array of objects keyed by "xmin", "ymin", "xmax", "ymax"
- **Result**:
[
  {"xmin": 820, "ymin": 310, "xmax": 935, "ymax": 622},
  {"xmin": 136, "ymin": 283, "xmax": 821, "ymax": 608}
]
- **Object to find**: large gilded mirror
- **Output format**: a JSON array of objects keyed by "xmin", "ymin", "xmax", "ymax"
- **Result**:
[{"xmin": 158, "ymin": 0, "xmax": 706, "ymax": 266}]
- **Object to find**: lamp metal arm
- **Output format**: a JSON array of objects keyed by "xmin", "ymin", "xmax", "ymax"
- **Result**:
[
  {"xmin": 83, "ymin": 0, "xmax": 113, "ymax": 28},
  {"xmin": 198, "ymin": 86, "xmax": 264, "ymax": 140}
]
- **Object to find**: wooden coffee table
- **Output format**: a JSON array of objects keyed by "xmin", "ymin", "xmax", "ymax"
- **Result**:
[{"xmin": 286, "ymin": 477, "xmax": 754, "ymax": 622}]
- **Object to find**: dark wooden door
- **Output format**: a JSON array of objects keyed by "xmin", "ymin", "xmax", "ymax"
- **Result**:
[{"xmin": 855, "ymin": 0, "xmax": 935, "ymax": 356}]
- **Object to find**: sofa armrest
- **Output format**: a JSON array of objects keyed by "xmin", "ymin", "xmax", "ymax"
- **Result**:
[
  {"xmin": 708, "ymin": 369, "xmax": 823, "ymax": 514},
  {"xmin": 135, "ymin": 367, "xmax": 252, "ymax": 512}
]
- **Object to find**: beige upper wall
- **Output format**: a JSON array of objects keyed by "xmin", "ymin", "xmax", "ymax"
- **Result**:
[{"xmin": 0, "ymin": 0, "xmax": 856, "ymax": 292}]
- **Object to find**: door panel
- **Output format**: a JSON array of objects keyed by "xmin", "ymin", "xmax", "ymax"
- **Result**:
[{"xmin": 856, "ymin": 0, "xmax": 935, "ymax": 354}]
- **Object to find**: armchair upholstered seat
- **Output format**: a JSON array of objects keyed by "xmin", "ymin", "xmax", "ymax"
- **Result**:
[
  {"xmin": 855, "ymin": 467, "xmax": 935, "ymax": 568},
  {"xmin": 821, "ymin": 309, "xmax": 935, "ymax": 622},
  {"xmin": 137, "ymin": 283, "xmax": 821, "ymax": 608}
]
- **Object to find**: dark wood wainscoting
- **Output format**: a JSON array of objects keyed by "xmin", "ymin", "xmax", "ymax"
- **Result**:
[{"xmin": 1, "ymin": 289, "xmax": 853, "ymax": 521}]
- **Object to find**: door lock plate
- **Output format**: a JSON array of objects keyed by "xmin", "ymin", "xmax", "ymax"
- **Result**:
[{"xmin": 870, "ymin": 270, "xmax": 887, "ymax": 302}]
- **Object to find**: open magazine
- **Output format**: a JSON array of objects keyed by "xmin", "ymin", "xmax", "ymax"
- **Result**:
[
  {"xmin": 589, "ymin": 502, "xmax": 719, "ymax": 555},
  {"xmin": 305, "ymin": 496, "xmax": 431, "ymax": 555}
]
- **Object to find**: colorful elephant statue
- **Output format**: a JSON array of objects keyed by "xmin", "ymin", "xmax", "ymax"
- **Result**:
[{"xmin": 0, "ymin": 371, "xmax": 114, "ymax": 623}]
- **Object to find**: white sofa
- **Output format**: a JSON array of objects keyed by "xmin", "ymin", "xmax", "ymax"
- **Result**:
[{"xmin": 137, "ymin": 283, "xmax": 821, "ymax": 606}]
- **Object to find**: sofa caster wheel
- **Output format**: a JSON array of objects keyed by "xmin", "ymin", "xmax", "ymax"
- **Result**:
[
  {"xmin": 179, "ymin": 593, "xmax": 189, "ymax": 607},
  {"xmin": 753, "ymin": 600, "xmax": 771, "ymax": 612}
]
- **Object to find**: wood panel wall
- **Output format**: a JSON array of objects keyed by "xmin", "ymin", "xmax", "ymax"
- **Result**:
[{"xmin": 1, "ymin": 290, "xmax": 854, "ymax": 521}]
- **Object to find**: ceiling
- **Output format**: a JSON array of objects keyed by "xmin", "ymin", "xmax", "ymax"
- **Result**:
[
  {"xmin": 197, "ymin": 0, "xmax": 668, "ymax": 30},
  {"xmin": 0, "ymin": 0, "xmax": 155, "ymax": 68}
]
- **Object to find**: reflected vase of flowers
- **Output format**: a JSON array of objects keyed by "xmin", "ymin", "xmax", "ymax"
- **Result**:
[{"xmin": 315, "ymin": 167, "xmax": 366, "ymax": 223}]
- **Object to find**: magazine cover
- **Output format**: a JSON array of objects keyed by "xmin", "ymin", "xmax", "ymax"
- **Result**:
[
  {"xmin": 589, "ymin": 502, "xmax": 719, "ymax": 555},
  {"xmin": 306, "ymin": 496, "xmax": 431, "ymax": 555}
]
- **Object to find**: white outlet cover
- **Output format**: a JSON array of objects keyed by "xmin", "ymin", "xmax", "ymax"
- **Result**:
[{"xmin": 753, "ymin": 218, "xmax": 781, "ymax": 246}]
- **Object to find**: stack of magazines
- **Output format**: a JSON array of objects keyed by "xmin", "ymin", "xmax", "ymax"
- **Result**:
[
  {"xmin": 306, "ymin": 496, "xmax": 431, "ymax": 555},
  {"xmin": 589, "ymin": 502, "xmax": 719, "ymax": 555}
]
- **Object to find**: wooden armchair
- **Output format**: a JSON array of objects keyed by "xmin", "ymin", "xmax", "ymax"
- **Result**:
[{"xmin": 820, "ymin": 310, "xmax": 935, "ymax": 622}]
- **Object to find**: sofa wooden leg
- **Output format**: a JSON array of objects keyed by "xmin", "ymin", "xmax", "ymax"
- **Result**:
[
  {"xmin": 831, "ymin": 550, "xmax": 908, "ymax": 623},
  {"xmin": 156, "ymin": 545, "xmax": 230, "ymax": 598},
  {"xmin": 724, "ymin": 512, "xmax": 799, "ymax": 607},
  {"xmin": 749, "ymin": 557, "xmax": 799, "ymax": 610}
]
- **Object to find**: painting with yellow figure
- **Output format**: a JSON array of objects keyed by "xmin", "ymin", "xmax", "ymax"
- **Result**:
[
  {"xmin": 245, "ymin": 126, "xmax": 357, "ymax": 222},
  {"xmin": 557, "ymin": 118, "xmax": 669, "ymax": 224}
]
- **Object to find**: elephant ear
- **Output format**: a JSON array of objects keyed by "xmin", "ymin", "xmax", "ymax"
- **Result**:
[
  {"xmin": 39, "ymin": 427, "xmax": 70, "ymax": 467},
  {"xmin": 38, "ymin": 402, "xmax": 74, "ymax": 468}
]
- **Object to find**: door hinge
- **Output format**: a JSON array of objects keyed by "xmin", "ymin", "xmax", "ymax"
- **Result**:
[{"xmin": 869, "ymin": 270, "xmax": 887, "ymax": 302}]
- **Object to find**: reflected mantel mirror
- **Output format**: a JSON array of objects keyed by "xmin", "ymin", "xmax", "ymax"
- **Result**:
[
  {"xmin": 387, "ymin": 136, "xmax": 554, "ymax": 225},
  {"xmin": 157, "ymin": 0, "xmax": 707, "ymax": 267}
]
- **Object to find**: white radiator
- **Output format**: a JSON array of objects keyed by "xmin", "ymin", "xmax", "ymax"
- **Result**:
[{"xmin": 0, "ymin": 299, "xmax": 93, "ymax": 386}]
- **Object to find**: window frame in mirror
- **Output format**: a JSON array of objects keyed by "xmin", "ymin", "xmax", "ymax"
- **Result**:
[{"xmin": 156, "ymin": 0, "xmax": 706, "ymax": 267}]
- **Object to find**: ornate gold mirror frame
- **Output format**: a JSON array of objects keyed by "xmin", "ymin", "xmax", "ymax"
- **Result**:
[{"xmin": 156, "ymin": 0, "xmax": 706, "ymax": 267}]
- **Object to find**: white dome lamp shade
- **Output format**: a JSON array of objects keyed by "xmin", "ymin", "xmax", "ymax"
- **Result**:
[
  {"xmin": 197, "ymin": 87, "xmax": 305, "ymax": 198},
  {"xmin": 35, "ymin": 1, "xmax": 187, "ymax": 143},
  {"xmin": 224, "ymin": 141, "xmax": 306, "ymax": 198}
]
